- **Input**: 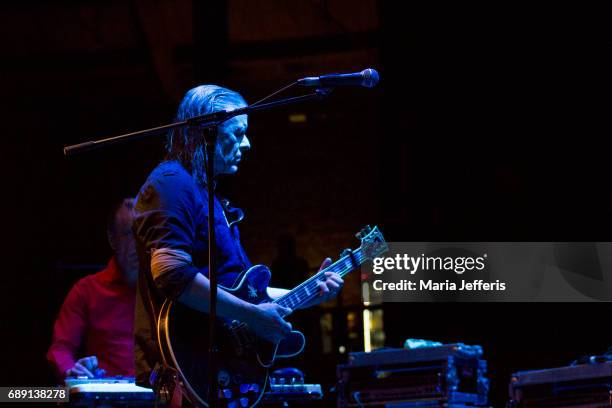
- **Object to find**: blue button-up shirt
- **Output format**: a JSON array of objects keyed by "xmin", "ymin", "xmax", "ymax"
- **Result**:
[{"xmin": 132, "ymin": 160, "xmax": 251, "ymax": 386}]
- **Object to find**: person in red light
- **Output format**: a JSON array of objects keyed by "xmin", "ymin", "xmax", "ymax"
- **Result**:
[{"xmin": 47, "ymin": 198, "xmax": 139, "ymax": 379}]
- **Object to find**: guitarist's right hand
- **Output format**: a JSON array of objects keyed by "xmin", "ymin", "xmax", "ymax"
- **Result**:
[{"xmin": 245, "ymin": 303, "xmax": 292, "ymax": 343}]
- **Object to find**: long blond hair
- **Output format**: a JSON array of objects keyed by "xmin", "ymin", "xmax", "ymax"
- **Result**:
[{"xmin": 166, "ymin": 85, "xmax": 247, "ymax": 183}]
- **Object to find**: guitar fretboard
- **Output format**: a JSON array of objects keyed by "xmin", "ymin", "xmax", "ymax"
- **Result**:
[{"xmin": 273, "ymin": 247, "xmax": 367, "ymax": 313}]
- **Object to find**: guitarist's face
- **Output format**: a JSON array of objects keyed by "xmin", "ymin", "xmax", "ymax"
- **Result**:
[{"xmin": 214, "ymin": 113, "xmax": 250, "ymax": 175}]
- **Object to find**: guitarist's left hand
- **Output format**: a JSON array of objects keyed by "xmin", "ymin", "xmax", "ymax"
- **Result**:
[{"xmin": 303, "ymin": 258, "xmax": 344, "ymax": 307}]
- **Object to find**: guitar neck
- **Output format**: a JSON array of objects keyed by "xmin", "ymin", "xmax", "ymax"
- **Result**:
[{"xmin": 273, "ymin": 247, "xmax": 368, "ymax": 313}]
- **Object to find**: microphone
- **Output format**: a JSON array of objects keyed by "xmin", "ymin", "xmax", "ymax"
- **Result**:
[{"xmin": 297, "ymin": 68, "xmax": 379, "ymax": 88}]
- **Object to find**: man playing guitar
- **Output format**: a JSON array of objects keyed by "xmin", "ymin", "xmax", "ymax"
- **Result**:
[{"xmin": 132, "ymin": 85, "xmax": 343, "ymax": 406}]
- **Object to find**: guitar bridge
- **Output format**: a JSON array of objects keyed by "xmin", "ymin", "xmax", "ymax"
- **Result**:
[{"xmin": 227, "ymin": 321, "xmax": 256, "ymax": 356}]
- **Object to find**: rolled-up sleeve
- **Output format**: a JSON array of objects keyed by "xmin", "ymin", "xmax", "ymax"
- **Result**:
[{"xmin": 133, "ymin": 165, "xmax": 202, "ymax": 299}]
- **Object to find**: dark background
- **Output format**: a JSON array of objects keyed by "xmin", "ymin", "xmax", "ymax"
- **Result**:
[{"xmin": 1, "ymin": 1, "xmax": 610, "ymax": 406}]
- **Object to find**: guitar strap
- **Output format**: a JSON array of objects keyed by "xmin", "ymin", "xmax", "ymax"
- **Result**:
[
  {"xmin": 150, "ymin": 362, "xmax": 187, "ymax": 408},
  {"xmin": 169, "ymin": 378, "xmax": 183, "ymax": 408}
]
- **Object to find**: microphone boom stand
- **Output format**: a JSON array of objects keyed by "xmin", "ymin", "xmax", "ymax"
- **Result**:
[{"xmin": 64, "ymin": 87, "xmax": 332, "ymax": 408}]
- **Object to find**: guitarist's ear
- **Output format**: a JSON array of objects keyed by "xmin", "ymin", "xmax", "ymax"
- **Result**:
[{"xmin": 107, "ymin": 229, "xmax": 117, "ymax": 251}]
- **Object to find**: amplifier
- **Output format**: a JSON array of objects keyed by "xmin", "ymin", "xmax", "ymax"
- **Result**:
[
  {"xmin": 337, "ymin": 344, "xmax": 489, "ymax": 407},
  {"xmin": 508, "ymin": 361, "xmax": 612, "ymax": 408}
]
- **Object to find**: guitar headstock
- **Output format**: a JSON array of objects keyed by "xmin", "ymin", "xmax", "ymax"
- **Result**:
[{"xmin": 356, "ymin": 225, "xmax": 388, "ymax": 259}]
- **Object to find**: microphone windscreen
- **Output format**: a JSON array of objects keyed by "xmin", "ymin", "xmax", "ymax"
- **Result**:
[{"xmin": 362, "ymin": 69, "xmax": 380, "ymax": 88}]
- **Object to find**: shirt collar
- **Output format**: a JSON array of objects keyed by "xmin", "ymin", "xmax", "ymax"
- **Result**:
[{"xmin": 96, "ymin": 256, "xmax": 124, "ymax": 284}]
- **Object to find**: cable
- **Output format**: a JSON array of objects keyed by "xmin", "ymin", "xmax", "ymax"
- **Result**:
[
  {"xmin": 250, "ymin": 82, "xmax": 298, "ymax": 107},
  {"xmin": 353, "ymin": 391, "xmax": 365, "ymax": 408}
]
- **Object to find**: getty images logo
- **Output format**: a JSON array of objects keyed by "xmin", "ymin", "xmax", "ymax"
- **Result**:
[{"xmin": 372, "ymin": 253, "xmax": 488, "ymax": 275}]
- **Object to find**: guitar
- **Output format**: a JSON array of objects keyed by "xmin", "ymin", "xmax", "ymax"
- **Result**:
[{"xmin": 156, "ymin": 226, "xmax": 388, "ymax": 407}]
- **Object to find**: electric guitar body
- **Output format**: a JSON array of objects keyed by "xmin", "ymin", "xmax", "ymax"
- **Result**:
[{"xmin": 157, "ymin": 226, "xmax": 387, "ymax": 407}]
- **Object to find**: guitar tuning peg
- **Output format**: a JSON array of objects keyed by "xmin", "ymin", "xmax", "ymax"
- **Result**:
[{"xmin": 355, "ymin": 225, "xmax": 372, "ymax": 240}]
